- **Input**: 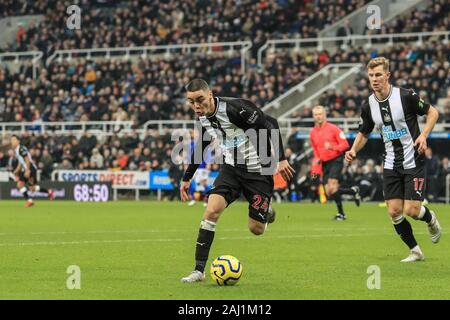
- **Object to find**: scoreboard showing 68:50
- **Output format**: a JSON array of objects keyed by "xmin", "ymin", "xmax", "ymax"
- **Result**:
[{"xmin": 73, "ymin": 183, "xmax": 112, "ymax": 202}]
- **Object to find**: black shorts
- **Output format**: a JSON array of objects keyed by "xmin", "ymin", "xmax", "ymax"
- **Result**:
[
  {"xmin": 209, "ymin": 164, "xmax": 274, "ymax": 224},
  {"xmin": 383, "ymin": 166, "xmax": 425, "ymax": 201},
  {"xmin": 322, "ymin": 155, "xmax": 344, "ymax": 183},
  {"xmin": 18, "ymin": 166, "xmax": 37, "ymax": 186}
]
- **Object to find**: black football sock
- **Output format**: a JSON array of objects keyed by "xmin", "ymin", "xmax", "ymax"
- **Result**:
[
  {"xmin": 34, "ymin": 185, "xmax": 49, "ymax": 194},
  {"xmin": 20, "ymin": 187, "xmax": 31, "ymax": 200},
  {"xmin": 339, "ymin": 187, "xmax": 356, "ymax": 196},
  {"xmin": 392, "ymin": 216, "xmax": 418, "ymax": 249},
  {"xmin": 417, "ymin": 206, "xmax": 432, "ymax": 224},
  {"xmin": 195, "ymin": 219, "xmax": 216, "ymax": 273},
  {"xmin": 310, "ymin": 188, "xmax": 319, "ymax": 202},
  {"xmin": 332, "ymin": 191, "xmax": 345, "ymax": 215}
]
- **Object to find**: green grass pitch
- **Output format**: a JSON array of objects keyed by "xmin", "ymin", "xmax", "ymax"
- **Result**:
[{"xmin": 0, "ymin": 200, "xmax": 449, "ymax": 300}]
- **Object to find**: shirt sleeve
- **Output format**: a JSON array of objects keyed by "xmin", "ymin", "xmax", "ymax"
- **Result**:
[
  {"xmin": 19, "ymin": 146, "xmax": 28, "ymax": 158},
  {"xmin": 182, "ymin": 126, "xmax": 212, "ymax": 182},
  {"xmin": 406, "ymin": 89, "xmax": 430, "ymax": 116},
  {"xmin": 332, "ymin": 125, "xmax": 349, "ymax": 153},
  {"xmin": 358, "ymin": 100, "xmax": 375, "ymax": 135},
  {"xmin": 234, "ymin": 99, "xmax": 286, "ymax": 161},
  {"xmin": 234, "ymin": 99, "xmax": 267, "ymax": 128},
  {"xmin": 263, "ymin": 115, "xmax": 286, "ymax": 161}
]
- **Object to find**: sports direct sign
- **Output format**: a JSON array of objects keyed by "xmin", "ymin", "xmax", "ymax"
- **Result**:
[{"xmin": 56, "ymin": 170, "xmax": 149, "ymax": 189}]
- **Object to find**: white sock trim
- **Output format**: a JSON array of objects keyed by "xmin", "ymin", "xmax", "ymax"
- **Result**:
[
  {"xmin": 391, "ymin": 215, "xmax": 405, "ymax": 225},
  {"xmin": 200, "ymin": 219, "xmax": 216, "ymax": 232},
  {"xmin": 418, "ymin": 206, "xmax": 426, "ymax": 220}
]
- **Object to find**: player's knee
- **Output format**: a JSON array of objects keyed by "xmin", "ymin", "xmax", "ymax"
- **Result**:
[
  {"xmin": 204, "ymin": 204, "xmax": 224, "ymax": 221},
  {"xmin": 403, "ymin": 203, "xmax": 421, "ymax": 218},
  {"xmin": 204, "ymin": 208, "xmax": 221, "ymax": 221},
  {"xmin": 249, "ymin": 224, "xmax": 264, "ymax": 236},
  {"xmin": 326, "ymin": 181, "xmax": 338, "ymax": 195},
  {"xmin": 325, "ymin": 184, "xmax": 333, "ymax": 196},
  {"xmin": 388, "ymin": 206, "xmax": 403, "ymax": 218}
]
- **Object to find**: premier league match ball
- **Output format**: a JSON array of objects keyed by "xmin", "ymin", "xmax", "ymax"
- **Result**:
[{"xmin": 210, "ymin": 255, "xmax": 243, "ymax": 286}]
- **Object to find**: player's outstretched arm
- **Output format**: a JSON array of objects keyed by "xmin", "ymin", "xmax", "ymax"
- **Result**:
[
  {"xmin": 180, "ymin": 180, "xmax": 191, "ymax": 202},
  {"xmin": 345, "ymin": 132, "xmax": 369, "ymax": 163},
  {"xmin": 264, "ymin": 115, "xmax": 296, "ymax": 182},
  {"xmin": 13, "ymin": 163, "xmax": 22, "ymax": 176},
  {"xmin": 278, "ymin": 159, "xmax": 295, "ymax": 182},
  {"xmin": 414, "ymin": 105, "xmax": 439, "ymax": 154}
]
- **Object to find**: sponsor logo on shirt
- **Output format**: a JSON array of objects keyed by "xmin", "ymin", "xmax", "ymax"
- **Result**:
[
  {"xmin": 418, "ymin": 99, "xmax": 425, "ymax": 109},
  {"xmin": 246, "ymin": 111, "xmax": 259, "ymax": 124},
  {"xmin": 382, "ymin": 125, "xmax": 407, "ymax": 141}
]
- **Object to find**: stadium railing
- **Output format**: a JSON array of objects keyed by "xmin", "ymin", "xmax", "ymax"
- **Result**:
[
  {"xmin": 45, "ymin": 41, "xmax": 253, "ymax": 74},
  {"xmin": 279, "ymin": 66, "xmax": 362, "ymax": 120},
  {"xmin": 143, "ymin": 119, "xmax": 296, "ymax": 137},
  {"xmin": 0, "ymin": 51, "xmax": 43, "ymax": 79},
  {"xmin": 280, "ymin": 118, "xmax": 450, "ymax": 135},
  {"xmin": 257, "ymin": 31, "xmax": 450, "ymax": 67},
  {"xmin": 143, "ymin": 120, "xmax": 196, "ymax": 133},
  {"xmin": 2, "ymin": 119, "xmax": 448, "ymax": 139},
  {"xmin": 0, "ymin": 121, "xmax": 134, "ymax": 136},
  {"xmin": 318, "ymin": 0, "xmax": 427, "ymax": 38},
  {"xmin": 262, "ymin": 63, "xmax": 362, "ymax": 119}
]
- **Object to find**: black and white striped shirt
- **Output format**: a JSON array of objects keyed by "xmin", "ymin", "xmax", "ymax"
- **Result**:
[
  {"xmin": 183, "ymin": 97, "xmax": 286, "ymax": 181},
  {"xmin": 14, "ymin": 144, "xmax": 37, "ymax": 171},
  {"xmin": 359, "ymin": 85, "xmax": 430, "ymax": 170}
]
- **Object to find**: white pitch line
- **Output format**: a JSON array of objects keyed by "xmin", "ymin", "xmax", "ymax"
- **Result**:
[
  {"xmin": 0, "ymin": 238, "xmax": 185, "ymax": 247},
  {"xmin": 0, "ymin": 229, "xmax": 187, "ymax": 236},
  {"xmin": 0, "ymin": 227, "xmax": 384, "ymax": 237},
  {"xmin": 0, "ymin": 232, "xmax": 405, "ymax": 247}
]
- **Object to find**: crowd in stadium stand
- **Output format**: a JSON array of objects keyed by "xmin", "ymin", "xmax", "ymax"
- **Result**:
[
  {"xmin": 365, "ymin": 0, "xmax": 449, "ymax": 37},
  {"xmin": 1, "ymin": 39, "xmax": 448, "ymax": 124},
  {"xmin": 4, "ymin": 0, "xmax": 449, "ymax": 56},
  {"xmin": 4, "ymin": 0, "xmax": 371, "ymax": 54},
  {"xmin": 1, "ymin": 0, "xmax": 449, "ymax": 203},
  {"xmin": 1, "ymin": 130, "xmax": 449, "ymax": 201}
]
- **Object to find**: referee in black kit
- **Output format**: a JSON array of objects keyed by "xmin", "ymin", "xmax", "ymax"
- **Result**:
[
  {"xmin": 346, "ymin": 57, "xmax": 441, "ymax": 262},
  {"xmin": 179, "ymin": 79, "xmax": 295, "ymax": 283}
]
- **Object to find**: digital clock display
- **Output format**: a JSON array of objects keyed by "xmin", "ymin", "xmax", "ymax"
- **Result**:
[{"xmin": 74, "ymin": 183, "xmax": 110, "ymax": 202}]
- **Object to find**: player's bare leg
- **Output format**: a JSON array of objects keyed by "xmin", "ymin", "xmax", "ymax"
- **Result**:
[
  {"xmin": 248, "ymin": 218, "xmax": 265, "ymax": 235},
  {"xmin": 404, "ymin": 200, "xmax": 441, "ymax": 244},
  {"xmin": 181, "ymin": 194, "xmax": 227, "ymax": 283},
  {"xmin": 248, "ymin": 199, "xmax": 276, "ymax": 235},
  {"xmin": 387, "ymin": 199, "xmax": 424, "ymax": 262}
]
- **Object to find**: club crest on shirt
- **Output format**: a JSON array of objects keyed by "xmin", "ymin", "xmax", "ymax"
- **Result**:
[{"xmin": 383, "ymin": 113, "xmax": 391, "ymax": 123}]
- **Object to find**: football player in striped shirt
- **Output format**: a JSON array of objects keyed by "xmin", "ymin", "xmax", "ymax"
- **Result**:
[
  {"xmin": 345, "ymin": 57, "xmax": 441, "ymax": 262},
  {"xmin": 180, "ymin": 79, "xmax": 295, "ymax": 282},
  {"xmin": 11, "ymin": 135, "xmax": 54, "ymax": 207}
]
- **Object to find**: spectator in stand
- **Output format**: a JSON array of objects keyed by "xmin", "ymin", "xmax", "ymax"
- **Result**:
[{"xmin": 336, "ymin": 19, "xmax": 353, "ymax": 46}]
